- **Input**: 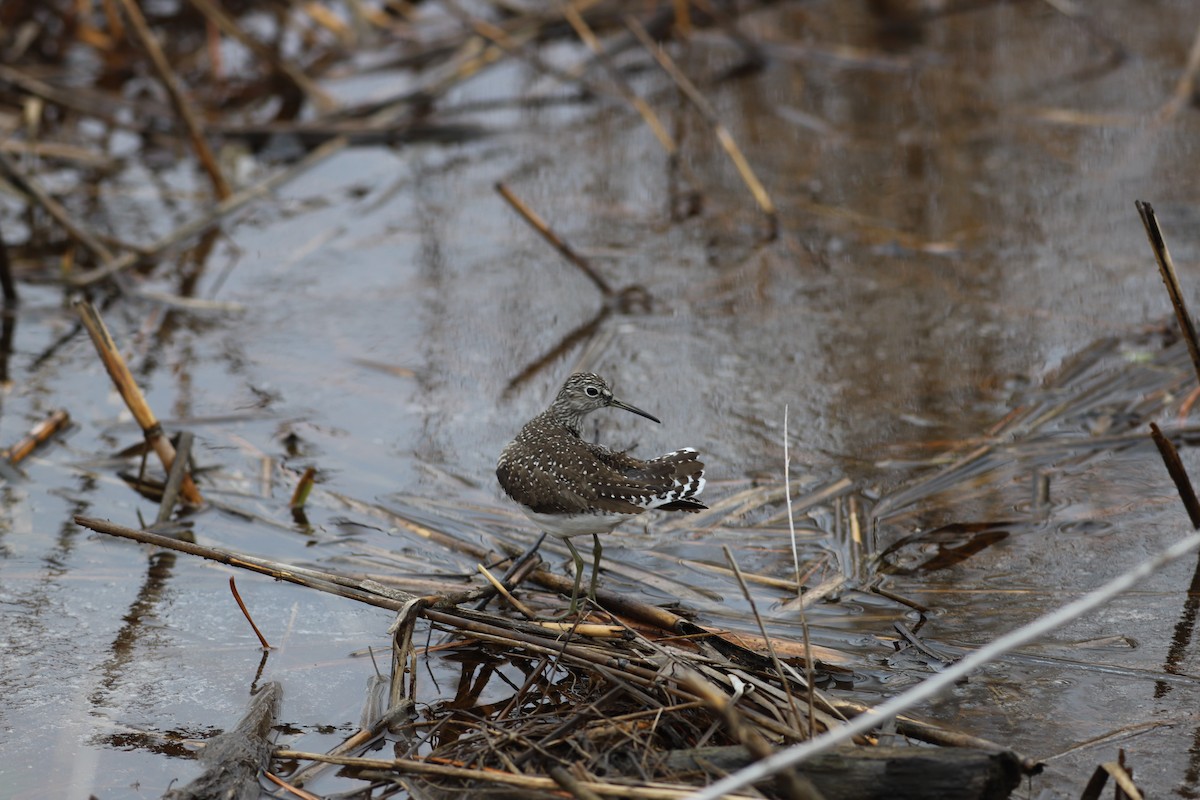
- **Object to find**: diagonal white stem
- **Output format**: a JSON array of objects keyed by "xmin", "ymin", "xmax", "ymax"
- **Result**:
[
  {"xmin": 785, "ymin": 405, "xmax": 801, "ymax": 598},
  {"xmin": 687, "ymin": 529, "xmax": 1200, "ymax": 800}
]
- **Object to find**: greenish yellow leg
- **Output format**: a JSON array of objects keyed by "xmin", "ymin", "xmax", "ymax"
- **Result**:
[
  {"xmin": 589, "ymin": 533, "xmax": 603, "ymax": 602},
  {"xmin": 563, "ymin": 537, "xmax": 585, "ymax": 615}
]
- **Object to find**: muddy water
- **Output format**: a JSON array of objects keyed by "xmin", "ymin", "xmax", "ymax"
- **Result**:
[{"xmin": 3, "ymin": 2, "xmax": 1200, "ymax": 798}]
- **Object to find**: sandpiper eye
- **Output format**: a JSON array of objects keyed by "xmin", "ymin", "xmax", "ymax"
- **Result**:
[{"xmin": 585, "ymin": 386, "xmax": 600, "ymax": 397}]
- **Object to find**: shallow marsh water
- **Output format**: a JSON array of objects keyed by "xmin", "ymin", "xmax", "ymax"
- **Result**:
[{"xmin": 3, "ymin": 1, "xmax": 1200, "ymax": 797}]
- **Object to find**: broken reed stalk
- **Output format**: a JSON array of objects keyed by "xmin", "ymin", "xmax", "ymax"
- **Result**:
[
  {"xmin": 494, "ymin": 182, "xmax": 614, "ymax": 296},
  {"xmin": 477, "ymin": 562, "xmax": 538, "ymax": 618},
  {"xmin": 549, "ymin": 766, "xmax": 605, "ymax": 800},
  {"xmin": 155, "ymin": 430, "xmax": 193, "ymax": 524},
  {"xmin": 73, "ymin": 300, "xmax": 203, "ymax": 505},
  {"xmin": 229, "ymin": 576, "xmax": 272, "ymax": 649},
  {"xmin": 389, "ymin": 598, "xmax": 423, "ymax": 716},
  {"xmin": 1080, "ymin": 755, "xmax": 1143, "ymax": 800},
  {"xmin": 114, "ymin": 0, "xmax": 231, "ymax": 199},
  {"xmin": 625, "ymin": 14, "xmax": 778, "ymax": 239},
  {"xmin": 1136, "ymin": 200, "xmax": 1200, "ymax": 389},
  {"xmin": 2, "ymin": 409, "xmax": 70, "ymax": 464},
  {"xmin": 1149, "ymin": 422, "xmax": 1200, "ymax": 529}
]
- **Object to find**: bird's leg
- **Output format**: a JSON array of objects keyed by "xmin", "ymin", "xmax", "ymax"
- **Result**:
[
  {"xmin": 563, "ymin": 537, "xmax": 586, "ymax": 616},
  {"xmin": 588, "ymin": 533, "xmax": 603, "ymax": 602}
]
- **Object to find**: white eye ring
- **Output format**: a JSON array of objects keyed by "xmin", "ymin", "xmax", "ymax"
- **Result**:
[{"xmin": 585, "ymin": 386, "xmax": 600, "ymax": 397}]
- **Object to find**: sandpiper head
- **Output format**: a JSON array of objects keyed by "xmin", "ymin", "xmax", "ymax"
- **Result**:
[{"xmin": 549, "ymin": 372, "xmax": 661, "ymax": 431}]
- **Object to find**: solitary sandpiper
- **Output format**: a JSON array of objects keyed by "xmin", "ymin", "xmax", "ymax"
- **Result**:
[{"xmin": 496, "ymin": 372, "xmax": 707, "ymax": 614}]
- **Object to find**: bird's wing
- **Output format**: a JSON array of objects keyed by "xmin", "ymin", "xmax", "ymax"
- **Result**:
[
  {"xmin": 497, "ymin": 436, "xmax": 645, "ymax": 515},
  {"xmin": 586, "ymin": 445, "xmax": 707, "ymax": 511}
]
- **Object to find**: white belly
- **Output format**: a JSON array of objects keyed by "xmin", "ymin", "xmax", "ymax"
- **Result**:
[{"xmin": 522, "ymin": 508, "xmax": 631, "ymax": 539}]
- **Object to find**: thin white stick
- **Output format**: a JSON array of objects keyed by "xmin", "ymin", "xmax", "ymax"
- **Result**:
[
  {"xmin": 687, "ymin": 528, "xmax": 1200, "ymax": 800},
  {"xmin": 784, "ymin": 405, "xmax": 801, "ymax": 598},
  {"xmin": 782, "ymin": 404, "xmax": 817, "ymax": 740}
]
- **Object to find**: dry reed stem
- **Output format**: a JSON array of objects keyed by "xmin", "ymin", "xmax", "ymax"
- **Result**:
[
  {"xmin": 114, "ymin": 0, "xmax": 230, "ymax": 199},
  {"xmin": 154, "ymin": 430, "xmax": 193, "ymax": 524},
  {"xmin": 495, "ymin": 181, "xmax": 614, "ymax": 296},
  {"xmin": 559, "ymin": 1, "xmax": 677, "ymax": 154},
  {"xmin": 679, "ymin": 671, "xmax": 822, "ymax": 800},
  {"xmin": 388, "ymin": 598, "xmax": 423, "ymax": 717},
  {"xmin": 1150, "ymin": 422, "xmax": 1200, "ymax": 529},
  {"xmin": 784, "ymin": 405, "xmax": 801, "ymax": 597},
  {"xmin": 2, "ymin": 409, "xmax": 70, "ymax": 465},
  {"xmin": 263, "ymin": 772, "xmax": 319, "ymax": 800},
  {"xmin": 722, "ymin": 546, "xmax": 804, "ymax": 736},
  {"xmin": 74, "ymin": 301, "xmax": 203, "ymax": 505},
  {"xmin": 275, "ymin": 750, "xmax": 763, "ymax": 799},
  {"xmin": 477, "ymin": 561, "xmax": 538, "ymax": 618},
  {"xmin": 625, "ymin": 14, "xmax": 777, "ymax": 238},
  {"xmin": 74, "ymin": 516, "xmax": 416, "ymax": 608},
  {"xmin": 1080, "ymin": 757, "xmax": 1144, "ymax": 800},
  {"xmin": 229, "ymin": 575, "xmax": 271, "ymax": 649},
  {"xmin": 1136, "ymin": 200, "xmax": 1200, "ymax": 390},
  {"xmin": 780, "ymin": 405, "xmax": 817, "ymax": 740}
]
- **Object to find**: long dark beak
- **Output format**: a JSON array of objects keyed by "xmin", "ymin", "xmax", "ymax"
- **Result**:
[{"xmin": 609, "ymin": 397, "xmax": 661, "ymax": 424}]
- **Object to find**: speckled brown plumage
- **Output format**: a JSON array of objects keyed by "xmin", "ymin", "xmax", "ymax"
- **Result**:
[{"xmin": 496, "ymin": 372, "xmax": 706, "ymax": 538}]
